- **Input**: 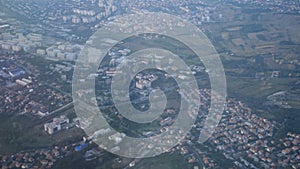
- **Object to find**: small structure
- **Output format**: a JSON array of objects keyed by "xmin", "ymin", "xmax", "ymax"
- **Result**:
[
  {"xmin": 75, "ymin": 143, "xmax": 88, "ymax": 152},
  {"xmin": 135, "ymin": 79, "xmax": 151, "ymax": 89},
  {"xmin": 8, "ymin": 68, "xmax": 25, "ymax": 77},
  {"xmin": 108, "ymin": 133, "xmax": 126, "ymax": 144}
]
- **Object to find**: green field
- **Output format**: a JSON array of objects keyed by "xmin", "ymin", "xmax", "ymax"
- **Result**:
[{"xmin": 0, "ymin": 111, "xmax": 85, "ymax": 155}]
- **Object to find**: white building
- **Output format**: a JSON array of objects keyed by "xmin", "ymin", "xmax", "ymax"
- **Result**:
[
  {"xmin": 44, "ymin": 115, "xmax": 70, "ymax": 134},
  {"xmin": 36, "ymin": 49, "xmax": 46, "ymax": 55}
]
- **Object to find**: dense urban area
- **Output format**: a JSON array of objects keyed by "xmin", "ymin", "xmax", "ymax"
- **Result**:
[{"xmin": 0, "ymin": 0, "xmax": 299, "ymax": 169}]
